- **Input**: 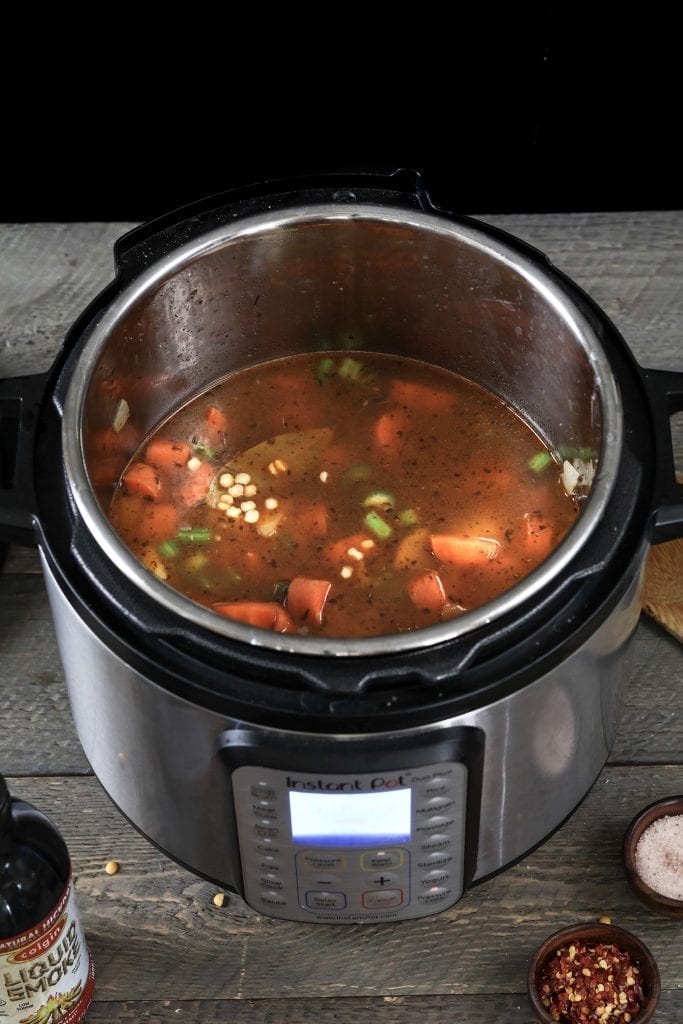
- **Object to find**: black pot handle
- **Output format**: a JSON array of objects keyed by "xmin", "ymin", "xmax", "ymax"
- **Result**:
[
  {"xmin": 0, "ymin": 373, "xmax": 46, "ymax": 547},
  {"xmin": 641, "ymin": 367, "xmax": 683, "ymax": 543}
]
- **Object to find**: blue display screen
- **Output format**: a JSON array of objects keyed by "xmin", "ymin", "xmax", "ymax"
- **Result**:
[{"xmin": 289, "ymin": 788, "xmax": 412, "ymax": 846}]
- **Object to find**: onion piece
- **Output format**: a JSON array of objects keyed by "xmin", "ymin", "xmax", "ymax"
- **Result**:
[{"xmin": 112, "ymin": 398, "xmax": 129, "ymax": 433}]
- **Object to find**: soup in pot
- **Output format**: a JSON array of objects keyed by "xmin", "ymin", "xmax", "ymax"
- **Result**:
[{"xmin": 107, "ymin": 352, "xmax": 588, "ymax": 637}]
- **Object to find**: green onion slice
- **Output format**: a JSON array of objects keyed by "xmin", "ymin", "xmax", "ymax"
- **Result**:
[
  {"xmin": 528, "ymin": 451, "xmax": 553, "ymax": 473},
  {"xmin": 363, "ymin": 491, "xmax": 395, "ymax": 510},
  {"xmin": 157, "ymin": 540, "xmax": 179, "ymax": 557},
  {"xmin": 177, "ymin": 527, "xmax": 212, "ymax": 544},
  {"xmin": 364, "ymin": 510, "xmax": 393, "ymax": 540}
]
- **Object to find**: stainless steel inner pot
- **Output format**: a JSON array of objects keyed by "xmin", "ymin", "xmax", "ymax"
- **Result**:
[{"xmin": 63, "ymin": 205, "xmax": 621, "ymax": 655}]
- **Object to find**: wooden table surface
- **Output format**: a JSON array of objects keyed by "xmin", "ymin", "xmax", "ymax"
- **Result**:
[{"xmin": 1, "ymin": 213, "xmax": 682, "ymax": 1023}]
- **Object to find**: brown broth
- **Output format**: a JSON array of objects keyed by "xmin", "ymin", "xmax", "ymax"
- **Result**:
[{"xmin": 108, "ymin": 352, "xmax": 580, "ymax": 637}]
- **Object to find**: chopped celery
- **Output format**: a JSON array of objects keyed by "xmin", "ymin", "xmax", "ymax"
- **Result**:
[
  {"xmin": 317, "ymin": 357, "xmax": 336, "ymax": 382},
  {"xmin": 338, "ymin": 356, "xmax": 363, "ymax": 380},
  {"xmin": 399, "ymin": 508, "xmax": 418, "ymax": 527},
  {"xmin": 364, "ymin": 510, "xmax": 393, "ymax": 540},
  {"xmin": 177, "ymin": 527, "xmax": 212, "ymax": 544},
  {"xmin": 528, "ymin": 451, "xmax": 553, "ymax": 473},
  {"xmin": 363, "ymin": 491, "xmax": 395, "ymax": 510},
  {"xmin": 157, "ymin": 540, "xmax": 179, "ymax": 557}
]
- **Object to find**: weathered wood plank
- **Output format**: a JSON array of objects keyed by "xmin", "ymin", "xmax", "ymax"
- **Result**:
[
  {"xmin": 77, "ymin": 990, "xmax": 683, "ymax": 1024},
  {"xmin": 4, "ymin": 768, "xmax": 682, "ymax": 1004}
]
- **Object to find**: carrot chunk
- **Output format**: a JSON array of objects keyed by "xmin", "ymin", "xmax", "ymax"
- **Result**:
[
  {"xmin": 178, "ymin": 461, "xmax": 216, "ymax": 505},
  {"xmin": 122, "ymin": 462, "xmax": 162, "ymax": 500},
  {"xmin": 213, "ymin": 601, "xmax": 295, "ymax": 633},
  {"xmin": 407, "ymin": 571, "xmax": 447, "ymax": 614},
  {"xmin": 286, "ymin": 577, "xmax": 332, "ymax": 626},
  {"xmin": 390, "ymin": 379, "xmax": 455, "ymax": 413},
  {"xmin": 136, "ymin": 503, "xmax": 178, "ymax": 542},
  {"xmin": 374, "ymin": 408, "xmax": 411, "ymax": 454},
  {"xmin": 146, "ymin": 439, "xmax": 191, "ymax": 470},
  {"xmin": 431, "ymin": 534, "xmax": 500, "ymax": 564},
  {"xmin": 205, "ymin": 406, "xmax": 228, "ymax": 430}
]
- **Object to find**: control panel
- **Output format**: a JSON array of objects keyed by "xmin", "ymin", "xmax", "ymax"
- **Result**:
[{"xmin": 232, "ymin": 760, "xmax": 467, "ymax": 922}]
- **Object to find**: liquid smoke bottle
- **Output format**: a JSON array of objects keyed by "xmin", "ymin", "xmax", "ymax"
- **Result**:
[{"xmin": 0, "ymin": 774, "xmax": 94, "ymax": 1023}]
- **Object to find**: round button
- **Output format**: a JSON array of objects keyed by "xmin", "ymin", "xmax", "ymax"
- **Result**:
[
  {"xmin": 255, "ymin": 857, "xmax": 280, "ymax": 872},
  {"xmin": 259, "ymin": 873, "xmax": 284, "ymax": 890},
  {"xmin": 420, "ymin": 833, "xmax": 452, "ymax": 852},
  {"xmin": 251, "ymin": 784, "xmax": 276, "ymax": 799},
  {"xmin": 417, "ymin": 851, "xmax": 454, "ymax": 870},
  {"xmin": 425, "ymin": 776, "xmax": 450, "ymax": 794},
  {"xmin": 252, "ymin": 803, "xmax": 277, "ymax": 819},
  {"xmin": 255, "ymin": 839, "xmax": 281, "ymax": 854},
  {"xmin": 259, "ymin": 891, "xmax": 288, "ymax": 906},
  {"xmin": 420, "ymin": 869, "xmax": 450, "ymax": 887},
  {"xmin": 417, "ymin": 885, "xmax": 451, "ymax": 904},
  {"xmin": 425, "ymin": 795, "xmax": 455, "ymax": 812}
]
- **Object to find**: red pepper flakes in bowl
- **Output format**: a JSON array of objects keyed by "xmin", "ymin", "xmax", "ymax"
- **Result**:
[
  {"xmin": 528, "ymin": 923, "xmax": 660, "ymax": 1024},
  {"xmin": 540, "ymin": 939, "xmax": 643, "ymax": 1022}
]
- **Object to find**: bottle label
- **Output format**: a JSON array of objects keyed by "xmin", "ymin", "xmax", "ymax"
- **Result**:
[{"xmin": 0, "ymin": 875, "xmax": 94, "ymax": 1023}]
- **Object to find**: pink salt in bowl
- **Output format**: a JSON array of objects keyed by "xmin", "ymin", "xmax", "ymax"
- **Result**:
[{"xmin": 623, "ymin": 795, "xmax": 683, "ymax": 919}]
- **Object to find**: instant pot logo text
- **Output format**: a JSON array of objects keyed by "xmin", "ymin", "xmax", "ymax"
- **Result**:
[{"xmin": 286, "ymin": 776, "xmax": 406, "ymax": 791}]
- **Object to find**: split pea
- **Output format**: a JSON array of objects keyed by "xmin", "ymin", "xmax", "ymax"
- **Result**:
[{"xmin": 105, "ymin": 860, "xmax": 120, "ymax": 875}]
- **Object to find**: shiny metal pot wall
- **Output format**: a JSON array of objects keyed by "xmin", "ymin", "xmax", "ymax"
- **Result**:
[{"xmin": 64, "ymin": 204, "xmax": 620, "ymax": 656}]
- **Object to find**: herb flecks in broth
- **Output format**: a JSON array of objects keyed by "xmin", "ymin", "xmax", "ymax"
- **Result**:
[{"xmin": 108, "ymin": 352, "xmax": 583, "ymax": 637}]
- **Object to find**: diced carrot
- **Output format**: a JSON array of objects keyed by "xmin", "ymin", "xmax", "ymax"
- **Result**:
[
  {"xmin": 374, "ymin": 409, "xmax": 411, "ymax": 454},
  {"xmin": 213, "ymin": 601, "xmax": 295, "ymax": 633},
  {"xmin": 146, "ymin": 439, "xmax": 192, "ymax": 470},
  {"xmin": 407, "ymin": 571, "xmax": 447, "ymax": 614},
  {"xmin": 136, "ymin": 503, "xmax": 178, "ymax": 542},
  {"xmin": 178, "ymin": 461, "xmax": 216, "ymax": 505},
  {"xmin": 390, "ymin": 379, "xmax": 455, "ymax": 413},
  {"xmin": 431, "ymin": 534, "xmax": 500, "ymax": 564},
  {"xmin": 523, "ymin": 512, "xmax": 556, "ymax": 559},
  {"xmin": 122, "ymin": 462, "xmax": 162, "ymax": 501},
  {"xmin": 286, "ymin": 577, "xmax": 332, "ymax": 626},
  {"xmin": 294, "ymin": 502, "xmax": 328, "ymax": 537},
  {"xmin": 205, "ymin": 406, "xmax": 228, "ymax": 430}
]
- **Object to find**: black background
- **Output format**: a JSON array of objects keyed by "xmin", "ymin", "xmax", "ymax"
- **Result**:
[{"xmin": 3, "ymin": 33, "xmax": 680, "ymax": 222}]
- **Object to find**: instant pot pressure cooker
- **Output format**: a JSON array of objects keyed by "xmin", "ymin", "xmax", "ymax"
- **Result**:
[{"xmin": 2, "ymin": 170, "xmax": 682, "ymax": 923}]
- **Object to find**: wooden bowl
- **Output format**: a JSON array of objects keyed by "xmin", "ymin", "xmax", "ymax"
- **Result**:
[
  {"xmin": 527, "ymin": 921, "xmax": 660, "ymax": 1024},
  {"xmin": 623, "ymin": 795, "xmax": 683, "ymax": 918}
]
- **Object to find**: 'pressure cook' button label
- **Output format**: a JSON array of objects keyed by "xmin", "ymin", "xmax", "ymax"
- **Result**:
[{"xmin": 299, "ymin": 852, "xmax": 346, "ymax": 872}]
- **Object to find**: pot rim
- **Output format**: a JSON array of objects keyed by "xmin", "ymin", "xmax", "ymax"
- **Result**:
[{"xmin": 62, "ymin": 202, "xmax": 623, "ymax": 657}]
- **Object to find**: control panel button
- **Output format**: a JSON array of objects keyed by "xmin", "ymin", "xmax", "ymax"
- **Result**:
[
  {"xmin": 255, "ymin": 857, "xmax": 280, "ymax": 872},
  {"xmin": 252, "ymin": 802, "xmax": 277, "ymax": 819},
  {"xmin": 360, "ymin": 850, "xmax": 404, "ymax": 870},
  {"xmin": 305, "ymin": 891, "xmax": 347, "ymax": 910},
  {"xmin": 420, "ymin": 833, "xmax": 452, "ymax": 852},
  {"xmin": 420, "ymin": 869, "xmax": 450, "ymax": 887},
  {"xmin": 417, "ymin": 851, "xmax": 454, "ymax": 870},
  {"xmin": 299, "ymin": 852, "xmax": 347, "ymax": 871},
  {"xmin": 259, "ymin": 873, "xmax": 284, "ymax": 890},
  {"xmin": 259, "ymin": 891, "xmax": 288, "ymax": 907},
  {"xmin": 250, "ymin": 783, "xmax": 276, "ymax": 800},
  {"xmin": 362, "ymin": 888, "xmax": 404, "ymax": 910},
  {"xmin": 309, "ymin": 874, "xmax": 341, "ymax": 888},
  {"xmin": 255, "ymin": 839, "xmax": 281, "ymax": 854},
  {"xmin": 415, "ymin": 815, "xmax": 455, "ymax": 833},
  {"xmin": 424, "ymin": 775, "xmax": 451, "ymax": 794},
  {"xmin": 417, "ymin": 885, "xmax": 452, "ymax": 905},
  {"xmin": 254, "ymin": 823, "xmax": 279, "ymax": 839}
]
